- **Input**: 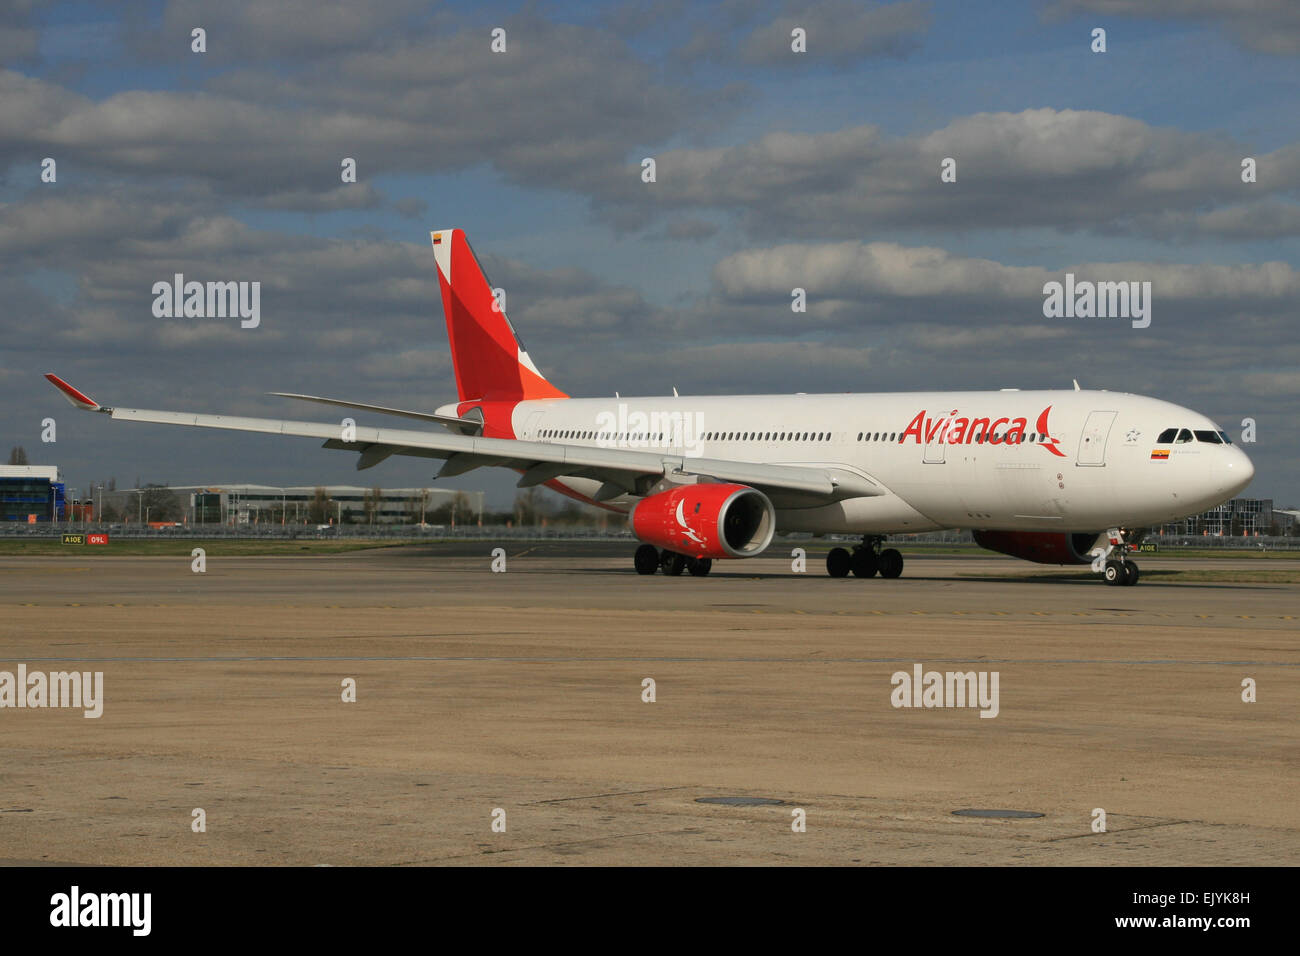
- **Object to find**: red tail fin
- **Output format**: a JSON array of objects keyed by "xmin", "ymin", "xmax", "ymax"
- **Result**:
[{"xmin": 431, "ymin": 229, "xmax": 567, "ymax": 403}]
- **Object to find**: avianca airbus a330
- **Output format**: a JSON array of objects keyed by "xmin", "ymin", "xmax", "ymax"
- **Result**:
[{"xmin": 46, "ymin": 227, "xmax": 1254, "ymax": 586}]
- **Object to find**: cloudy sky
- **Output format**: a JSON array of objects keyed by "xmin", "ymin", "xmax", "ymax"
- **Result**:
[{"xmin": 3, "ymin": 0, "xmax": 1297, "ymax": 508}]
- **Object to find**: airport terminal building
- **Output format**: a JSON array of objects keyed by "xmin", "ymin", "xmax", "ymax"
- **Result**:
[
  {"xmin": 0, "ymin": 464, "xmax": 66, "ymax": 522},
  {"xmin": 1154, "ymin": 497, "xmax": 1294, "ymax": 537},
  {"xmin": 186, "ymin": 485, "xmax": 484, "ymax": 526}
]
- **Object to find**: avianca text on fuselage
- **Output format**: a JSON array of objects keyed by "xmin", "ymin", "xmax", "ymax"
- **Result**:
[{"xmin": 899, "ymin": 405, "xmax": 1067, "ymax": 457}]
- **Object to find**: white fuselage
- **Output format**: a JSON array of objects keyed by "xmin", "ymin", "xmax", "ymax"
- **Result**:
[{"xmin": 508, "ymin": 389, "xmax": 1254, "ymax": 534}]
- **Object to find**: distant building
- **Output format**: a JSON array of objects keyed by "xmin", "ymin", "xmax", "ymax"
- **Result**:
[
  {"xmin": 1274, "ymin": 509, "xmax": 1300, "ymax": 535},
  {"xmin": 185, "ymin": 485, "xmax": 484, "ymax": 526},
  {"xmin": 0, "ymin": 465, "xmax": 65, "ymax": 522},
  {"xmin": 1155, "ymin": 497, "xmax": 1286, "ymax": 536}
]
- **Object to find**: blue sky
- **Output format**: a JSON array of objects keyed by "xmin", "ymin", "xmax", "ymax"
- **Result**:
[{"xmin": 3, "ymin": 0, "xmax": 1297, "ymax": 508}]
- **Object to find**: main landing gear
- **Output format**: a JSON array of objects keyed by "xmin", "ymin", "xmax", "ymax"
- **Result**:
[
  {"xmin": 1095, "ymin": 527, "xmax": 1141, "ymax": 587},
  {"xmin": 825, "ymin": 536, "xmax": 904, "ymax": 579},
  {"xmin": 634, "ymin": 544, "xmax": 712, "ymax": 577}
]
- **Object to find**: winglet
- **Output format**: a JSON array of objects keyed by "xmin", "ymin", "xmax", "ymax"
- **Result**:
[{"xmin": 45, "ymin": 373, "xmax": 104, "ymax": 411}]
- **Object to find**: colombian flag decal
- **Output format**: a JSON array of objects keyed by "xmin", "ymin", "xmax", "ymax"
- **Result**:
[{"xmin": 1150, "ymin": 449, "xmax": 1170, "ymax": 460}]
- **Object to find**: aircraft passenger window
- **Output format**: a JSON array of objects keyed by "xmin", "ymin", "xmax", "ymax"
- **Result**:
[
  {"xmin": 1194, "ymin": 430, "xmax": 1222, "ymax": 443},
  {"xmin": 1156, "ymin": 428, "xmax": 1178, "ymax": 443},
  {"xmin": 857, "ymin": 433, "xmax": 863, "ymax": 441},
  {"xmin": 1176, "ymin": 428, "xmax": 1193, "ymax": 444}
]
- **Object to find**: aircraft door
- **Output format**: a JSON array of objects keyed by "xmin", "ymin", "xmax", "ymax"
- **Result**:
[
  {"xmin": 923, "ymin": 425, "xmax": 946, "ymax": 464},
  {"xmin": 522, "ymin": 410, "xmax": 544, "ymax": 440},
  {"xmin": 1077, "ymin": 410, "xmax": 1117, "ymax": 466}
]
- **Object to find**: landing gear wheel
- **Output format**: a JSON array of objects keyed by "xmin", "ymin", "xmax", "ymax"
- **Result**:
[
  {"xmin": 1121, "ymin": 561, "xmax": 1139, "ymax": 586},
  {"xmin": 634, "ymin": 544, "xmax": 659, "ymax": 575},
  {"xmin": 661, "ymin": 550, "xmax": 686, "ymax": 576},
  {"xmin": 826, "ymin": 547, "xmax": 851, "ymax": 578},
  {"xmin": 878, "ymin": 548, "xmax": 904, "ymax": 579},
  {"xmin": 1103, "ymin": 560, "xmax": 1125, "ymax": 585},
  {"xmin": 687, "ymin": 557, "xmax": 712, "ymax": 577},
  {"xmin": 850, "ymin": 549, "xmax": 879, "ymax": 578}
]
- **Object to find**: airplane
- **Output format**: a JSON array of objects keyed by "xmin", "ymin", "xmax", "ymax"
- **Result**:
[{"xmin": 46, "ymin": 227, "xmax": 1255, "ymax": 586}]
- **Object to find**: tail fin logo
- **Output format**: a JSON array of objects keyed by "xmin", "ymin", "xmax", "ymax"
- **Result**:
[{"xmin": 431, "ymin": 228, "xmax": 567, "ymax": 403}]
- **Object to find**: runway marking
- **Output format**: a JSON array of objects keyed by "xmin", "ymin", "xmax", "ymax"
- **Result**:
[
  {"xmin": 6, "ymin": 604, "xmax": 1299, "ymax": 622},
  {"xmin": 412, "ymin": 827, "xmax": 695, "ymax": 863},
  {"xmin": 14, "ymin": 655, "xmax": 1300, "ymax": 666},
  {"xmin": 531, "ymin": 786, "xmax": 689, "ymax": 804},
  {"xmin": 1047, "ymin": 819, "xmax": 1191, "ymax": 841}
]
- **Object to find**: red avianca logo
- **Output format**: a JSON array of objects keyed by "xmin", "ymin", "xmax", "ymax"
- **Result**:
[{"xmin": 899, "ymin": 405, "xmax": 1067, "ymax": 457}]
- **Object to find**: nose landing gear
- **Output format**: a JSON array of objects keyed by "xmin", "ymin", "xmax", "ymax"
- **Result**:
[{"xmin": 1094, "ymin": 528, "xmax": 1142, "ymax": 586}]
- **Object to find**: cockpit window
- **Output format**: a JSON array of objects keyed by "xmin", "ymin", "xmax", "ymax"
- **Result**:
[
  {"xmin": 1156, "ymin": 427, "xmax": 1178, "ymax": 443},
  {"xmin": 1194, "ymin": 430, "xmax": 1222, "ymax": 444},
  {"xmin": 1217, "ymin": 430, "xmax": 1232, "ymax": 444},
  {"xmin": 1175, "ymin": 428, "xmax": 1193, "ymax": 444}
]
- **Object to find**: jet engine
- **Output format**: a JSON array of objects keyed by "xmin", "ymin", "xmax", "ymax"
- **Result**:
[
  {"xmin": 630, "ymin": 484, "xmax": 775, "ymax": 559},
  {"xmin": 972, "ymin": 530, "xmax": 1100, "ymax": 565}
]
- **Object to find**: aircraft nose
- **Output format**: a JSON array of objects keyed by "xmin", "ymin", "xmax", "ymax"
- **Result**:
[{"xmin": 1222, "ymin": 446, "xmax": 1255, "ymax": 497}]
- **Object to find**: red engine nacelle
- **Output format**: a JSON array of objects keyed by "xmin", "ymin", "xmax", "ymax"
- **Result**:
[
  {"xmin": 630, "ymin": 484, "xmax": 775, "ymax": 559},
  {"xmin": 972, "ymin": 530, "xmax": 1101, "ymax": 565}
]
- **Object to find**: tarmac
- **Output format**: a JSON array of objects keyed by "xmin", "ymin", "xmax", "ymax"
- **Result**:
[{"xmin": 1, "ymin": 543, "xmax": 1296, "ymax": 865}]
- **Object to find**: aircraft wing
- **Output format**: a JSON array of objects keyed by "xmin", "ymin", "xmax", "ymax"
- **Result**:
[
  {"xmin": 46, "ymin": 374, "xmax": 884, "ymax": 505},
  {"xmin": 267, "ymin": 392, "xmax": 482, "ymax": 432}
]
